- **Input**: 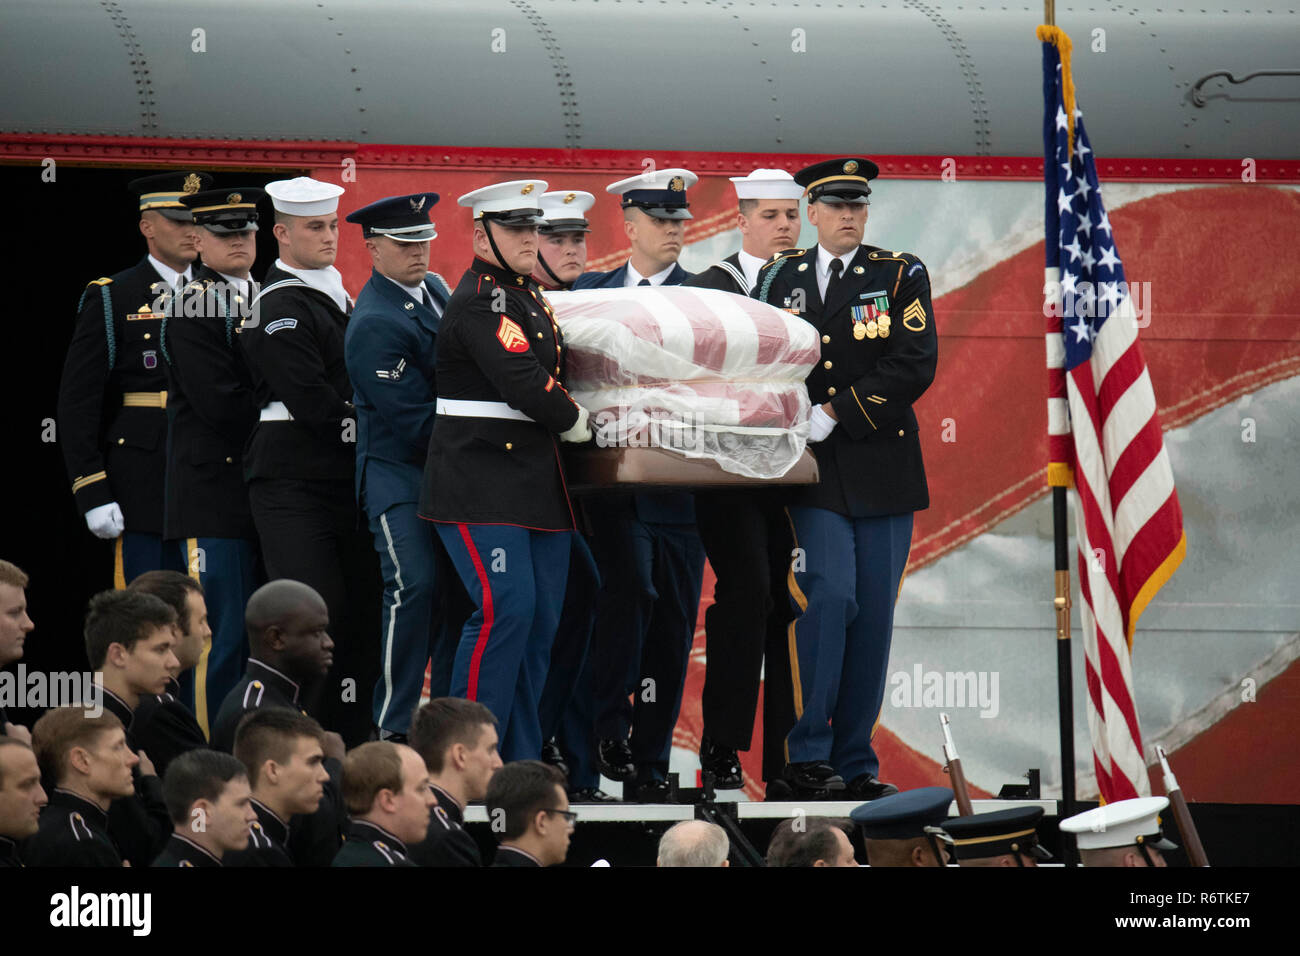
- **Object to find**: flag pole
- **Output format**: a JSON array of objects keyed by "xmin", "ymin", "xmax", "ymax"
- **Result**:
[{"xmin": 1044, "ymin": 0, "xmax": 1079, "ymax": 867}]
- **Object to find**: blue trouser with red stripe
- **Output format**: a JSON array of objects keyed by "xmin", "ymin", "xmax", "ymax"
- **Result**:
[
  {"xmin": 435, "ymin": 522, "xmax": 573, "ymax": 763},
  {"xmin": 785, "ymin": 507, "xmax": 912, "ymax": 782}
]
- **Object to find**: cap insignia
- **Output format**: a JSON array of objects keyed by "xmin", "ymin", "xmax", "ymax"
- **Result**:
[
  {"xmin": 521, "ymin": 184, "xmax": 535, "ymax": 195},
  {"xmin": 227, "ymin": 192, "xmax": 241, "ymax": 204},
  {"xmin": 843, "ymin": 161, "xmax": 859, "ymax": 174},
  {"xmin": 410, "ymin": 196, "xmax": 426, "ymax": 212},
  {"xmin": 183, "ymin": 174, "xmax": 202, "ymax": 194},
  {"xmin": 669, "ymin": 176, "xmax": 685, "ymax": 192},
  {"xmin": 564, "ymin": 193, "xmax": 576, "ymax": 203}
]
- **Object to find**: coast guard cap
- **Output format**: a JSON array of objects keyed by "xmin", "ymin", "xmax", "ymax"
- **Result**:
[
  {"xmin": 458, "ymin": 180, "xmax": 547, "ymax": 226},
  {"xmin": 182, "ymin": 187, "xmax": 265, "ymax": 233},
  {"xmin": 346, "ymin": 193, "xmax": 440, "ymax": 242},
  {"xmin": 607, "ymin": 168, "xmax": 697, "ymax": 220},
  {"xmin": 538, "ymin": 190, "xmax": 595, "ymax": 234},
  {"xmin": 850, "ymin": 786, "xmax": 953, "ymax": 839},
  {"xmin": 730, "ymin": 168, "xmax": 804, "ymax": 201},
  {"xmin": 128, "ymin": 172, "xmax": 213, "ymax": 221},
  {"xmin": 933, "ymin": 806, "xmax": 1053, "ymax": 862},
  {"xmin": 794, "ymin": 157, "xmax": 879, "ymax": 204},
  {"xmin": 265, "ymin": 177, "xmax": 345, "ymax": 218},
  {"xmin": 1060, "ymin": 796, "xmax": 1179, "ymax": 851}
]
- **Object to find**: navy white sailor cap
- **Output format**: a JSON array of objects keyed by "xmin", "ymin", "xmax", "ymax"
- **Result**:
[
  {"xmin": 265, "ymin": 177, "xmax": 345, "ymax": 217},
  {"xmin": 729, "ymin": 168, "xmax": 804, "ymax": 201},
  {"xmin": 346, "ymin": 193, "xmax": 440, "ymax": 242},
  {"xmin": 538, "ymin": 190, "xmax": 595, "ymax": 233},
  {"xmin": 606, "ymin": 167, "xmax": 697, "ymax": 220},
  {"xmin": 1059, "ymin": 796, "xmax": 1179, "ymax": 851},
  {"xmin": 458, "ymin": 180, "xmax": 547, "ymax": 225}
]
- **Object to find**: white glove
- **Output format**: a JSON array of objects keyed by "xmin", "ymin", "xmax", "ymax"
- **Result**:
[
  {"xmin": 808, "ymin": 405, "xmax": 838, "ymax": 443},
  {"xmin": 85, "ymin": 502, "xmax": 125, "ymax": 539},
  {"xmin": 558, "ymin": 405, "xmax": 592, "ymax": 444}
]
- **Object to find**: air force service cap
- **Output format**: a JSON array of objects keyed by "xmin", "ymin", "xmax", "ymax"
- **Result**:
[
  {"xmin": 849, "ymin": 786, "xmax": 953, "ymax": 839},
  {"xmin": 730, "ymin": 168, "xmax": 804, "ymax": 201},
  {"xmin": 128, "ymin": 172, "xmax": 214, "ymax": 221},
  {"xmin": 932, "ymin": 806, "xmax": 1053, "ymax": 863},
  {"xmin": 794, "ymin": 157, "xmax": 880, "ymax": 204},
  {"xmin": 607, "ymin": 168, "xmax": 697, "ymax": 220},
  {"xmin": 182, "ymin": 187, "xmax": 266, "ymax": 233},
  {"xmin": 538, "ymin": 190, "xmax": 594, "ymax": 233},
  {"xmin": 346, "ymin": 193, "xmax": 440, "ymax": 242},
  {"xmin": 1059, "ymin": 796, "xmax": 1179, "ymax": 852},
  {"xmin": 458, "ymin": 180, "xmax": 547, "ymax": 226},
  {"xmin": 265, "ymin": 177, "xmax": 345, "ymax": 218}
]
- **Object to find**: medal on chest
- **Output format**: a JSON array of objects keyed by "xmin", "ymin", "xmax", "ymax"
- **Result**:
[{"xmin": 851, "ymin": 292, "xmax": 891, "ymax": 339}]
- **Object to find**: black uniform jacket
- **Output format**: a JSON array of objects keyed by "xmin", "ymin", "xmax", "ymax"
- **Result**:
[
  {"xmin": 755, "ymin": 244, "xmax": 938, "ymax": 518},
  {"xmin": 162, "ymin": 265, "xmax": 261, "ymax": 539},
  {"xmin": 682, "ymin": 252, "xmax": 748, "ymax": 295},
  {"xmin": 130, "ymin": 676, "xmax": 208, "ymax": 780},
  {"xmin": 239, "ymin": 264, "xmax": 355, "ymax": 482},
  {"xmin": 331, "ymin": 820, "xmax": 417, "ymax": 867},
  {"xmin": 224, "ymin": 799, "xmax": 295, "ymax": 867},
  {"xmin": 100, "ymin": 688, "xmax": 173, "ymax": 866},
  {"xmin": 407, "ymin": 784, "xmax": 481, "ymax": 867},
  {"xmin": 21, "ymin": 789, "xmax": 123, "ymax": 867},
  {"xmin": 58, "ymin": 256, "xmax": 180, "ymax": 533},
  {"xmin": 0, "ymin": 835, "xmax": 21, "ymax": 867},
  {"xmin": 419, "ymin": 258, "xmax": 583, "ymax": 531},
  {"xmin": 151, "ymin": 832, "xmax": 222, "ymax": 867},
  {"xmin": 210, "ymin": 660, "xmax": 346, "ymax": 866},
  {"xmin": 490, "ymin": 845, "xmax": 543, "ymax": 867}
]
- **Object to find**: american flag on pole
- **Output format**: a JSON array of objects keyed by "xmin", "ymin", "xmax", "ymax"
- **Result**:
[{"xmin": 1039, "ymin": 26, "xmax": 1188, "ymax": 802}]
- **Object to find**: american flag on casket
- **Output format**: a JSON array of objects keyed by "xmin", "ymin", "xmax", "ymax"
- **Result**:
[{"xmin": 549, "ymin": 286, "xmax": 819, "ymax": 480}]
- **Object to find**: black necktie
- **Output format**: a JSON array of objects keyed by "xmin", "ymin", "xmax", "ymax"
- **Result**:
[
  {"xmin": 826, "ymin": 258, "xmax": 843, "ymax": 301},
  {"xmin": 420, "ymin": 288, "xmax": 431, "ymax": 309},
  {"xmin": 638, "ymin": 278, "xmax": 651, "ymax": 287}
]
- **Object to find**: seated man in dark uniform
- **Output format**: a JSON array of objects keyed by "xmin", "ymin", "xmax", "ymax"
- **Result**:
[
  {"xmin": 406, "ymin": 697, "xmax": 501, "ymax": 866},
  {"xmin": 153, "ymin": 749, "xmax": 255, "ymax": 867},
  {"xmin": 485, "ymin": 760, "xmax": 573, "ymax": 867},
  {"xmin": 0, "ymin": 737, "xmax": 47, "ymax": 866},
  {"xmin": 126, "ymin": 570, "xmax": 210, "ymax": 777},
  {"xmin": 85, "ymin": 589, "xmax": 181, "ymax": 865},
  {"xmin": 23, "ymin": 709, "xmax": 138, "ymax": 866},
  {"xmin": 212, "ymin": 581, "xmax": 346, "ymax": 865},
  {"xmin": 211, "ymin": 579, "xmax": 338, "ymax": 753},
  {"xmin": 332, "ymin": 741, "xmax": 433, "ymax": 867},
  {"xmin": 226, "ymin": 709, "xmax": 331, "ymax": 867}
]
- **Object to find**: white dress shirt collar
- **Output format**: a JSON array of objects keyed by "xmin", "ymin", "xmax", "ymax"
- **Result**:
[
  {"xmin": 736, "ymin": 249, "xmax": 768, "ymax": 293},
  {"xmin": 815, "ymin": 245, "xmax": 856, "ymax": 300},
  {"xmin": 624, "ymin": 260, "xmax": 677, "ymax": 288},
  {"xmin": 148, "ymin": 255, "xmax": 190, "ymax": 290}
]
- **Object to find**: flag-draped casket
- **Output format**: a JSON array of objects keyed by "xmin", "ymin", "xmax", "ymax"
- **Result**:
[{"xmin": 549, "ymin": 286, "xmax": 818, "ymax": 480}]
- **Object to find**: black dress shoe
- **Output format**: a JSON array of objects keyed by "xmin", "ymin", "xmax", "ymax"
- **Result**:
[
  {"xmin": 377, "ymin": 729, "xmax": 408, "ymax": 744},
  {"xmin": 569, "ymin": 787, "xmax": 620, "ymax": 803},
  {"xmin": 632, "ymin": 778, "xmax": 673, "ymax": 803},
  {"xmin": 764, "ymin": 779, "xmax": 795, "ymax": 801},
  {"xmin": 597, "ymin": 738, "xmax": 636, "ymax": 782},
  {"xmin": 844, "ymin": 774, "xmax": 899, "ymax": 801},
  {"xmin": 699, "ymin": 737, "xmax": 744, "ymax": 789},
  {"xmin": 541, "ymin": 737, "xmax": 569, "ymax": 777},
  {"xmin": 781, "ymin": 761, "xmax": 846, "ymax": 799}
]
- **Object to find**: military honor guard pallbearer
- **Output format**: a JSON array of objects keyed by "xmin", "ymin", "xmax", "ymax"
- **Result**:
[
  {"xmin": 161, "ymin": 187, "xmax": 268, "ymax": 735},
  {"xmin": 756, "ymin": 158, "xmax": 938, "ymax": 801},
  {"xmin": 343, "ymin": 192, "xmax": 465, "ymax": 743},
  {"xmin": 239, "ymin": 177, "xmax": 382, "ymax": 747},
  {"xmin": 683, "ymin": 168, "xmax": 806, "ymax": 791},
  {"xmin": 58, "ymin": 172, "xmax": 212, "ymax": 586},
  {"xmin": 418, "ymin": 180, "xmax": 593, "ymax": 763},
  {"xmin": 568, "ymin": 169, "xmax": 708, "ymax": 802}
]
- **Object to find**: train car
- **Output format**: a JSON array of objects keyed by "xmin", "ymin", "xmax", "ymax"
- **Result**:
[{"xmin": 3, "ymin": 1, "xmax": 1297, "ymax": 859}]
